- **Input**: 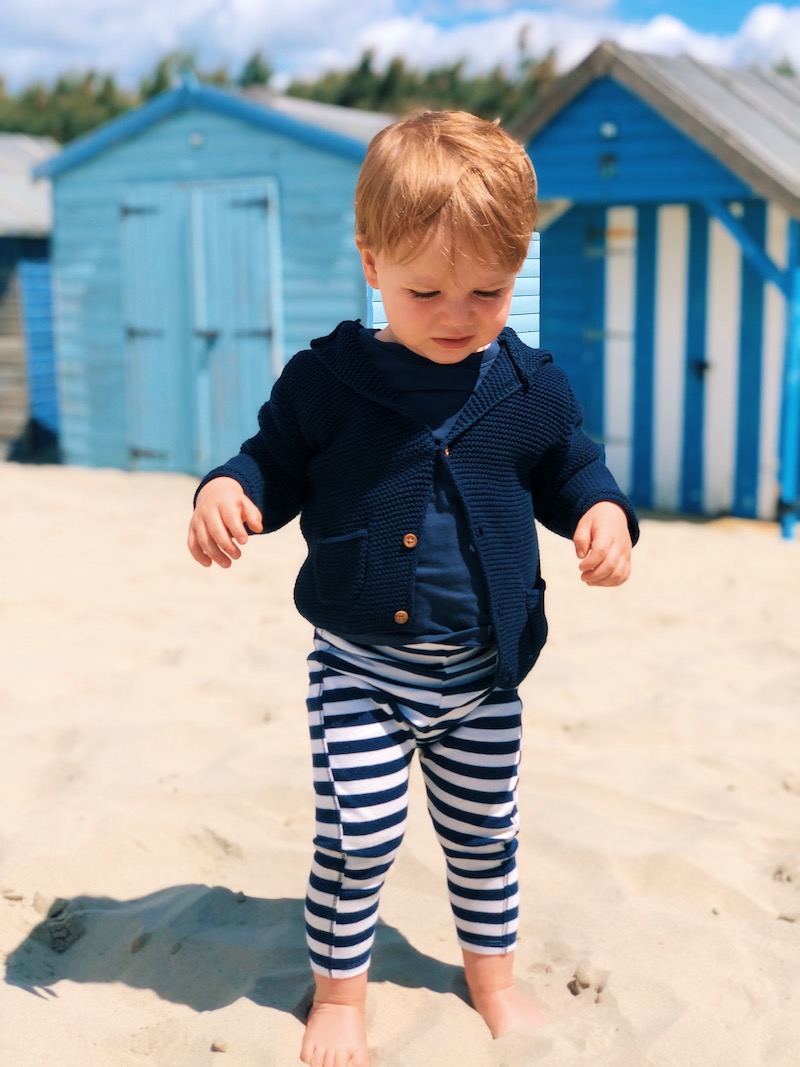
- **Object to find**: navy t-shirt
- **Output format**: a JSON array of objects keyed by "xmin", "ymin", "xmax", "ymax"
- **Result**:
[{"xmin": 354, "ymin": 327, "xmax": 498, "ymax": 645}]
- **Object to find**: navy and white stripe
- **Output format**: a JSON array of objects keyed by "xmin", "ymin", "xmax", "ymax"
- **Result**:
[
  {"xmin": 305, "ymin": 629, "xmax": 522, "ymax": 978},
  {"xmin": 541, "ymin": 201, "xmax": 793, "ymax": 521}
]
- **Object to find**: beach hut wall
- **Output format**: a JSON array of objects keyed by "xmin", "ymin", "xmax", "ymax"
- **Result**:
[{"xmin": 510, "ymin": 42, "xmax": 800, "ymax": 537}]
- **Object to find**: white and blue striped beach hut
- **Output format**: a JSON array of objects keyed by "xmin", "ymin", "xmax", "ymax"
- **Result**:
[
  {"xmin": 511, "ymin": 42, "xmax": 800, "ymax": 538},
  {"xmin": 34, "ymin": 80, "xmax": 394, "ymax": 475}
]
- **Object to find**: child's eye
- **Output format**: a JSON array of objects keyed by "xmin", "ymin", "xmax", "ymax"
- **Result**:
[
  {"xmin": 410, "ymin": 290, "xmax": 439, "ymax": 301},
  {"xmin": 474, "ymin": 289, "xmax": 503, "ymax": 299}
]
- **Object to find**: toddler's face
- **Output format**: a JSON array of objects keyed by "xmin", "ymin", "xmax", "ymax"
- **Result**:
[{"xmin": 359, "ymin": 239, "xmax": 517, "ymax": 364}]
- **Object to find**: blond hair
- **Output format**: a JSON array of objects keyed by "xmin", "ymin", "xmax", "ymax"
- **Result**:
[{"xmin": 355, "ymin": 110, "xmax": 538, "ymax": 270}]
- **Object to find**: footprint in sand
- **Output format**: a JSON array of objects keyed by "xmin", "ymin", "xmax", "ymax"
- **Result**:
[
  {"xmin": 567, "ymin": 962, "xmax": 609, "ymax": 1004},
  {"xmin": 773, "ymin": 856, "xmax": 800, "ymax": 884},
  {"xmin": 32, "ymin": 898, "xmax": 86, "ymax": 953}
]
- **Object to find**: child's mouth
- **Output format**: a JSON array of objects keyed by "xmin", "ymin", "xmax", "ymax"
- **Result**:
[{"xmin": 434, "ymin": 336, "xmax": 471, "ymax": 349}]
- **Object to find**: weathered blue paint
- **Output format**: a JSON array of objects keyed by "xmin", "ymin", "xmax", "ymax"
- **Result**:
[
  {"xmin": 681, "ymin": 204, "xmax": 709, "ymax": 514},
  {"xmin": 18, "ymin": 259, "xmax": 58, "ymax": 433},
  {"xmin": 733, "ymin": 201, "xmax": 767, "ymax": 518},
  {"xmin": 584, "ymin": 218, "xmax": 607, "ymax": 444},
  {"xmin": 538, "ymin": 206, "xmax": 607, "ymax": 441},
  {"xmin": 528, "ymin": 79, "xmax": 751, "ymax": 207},
  {"xmin": 631, "ymin": 204, "xmax": 657, "ymax": 508},
  {"xmin": 703, "ymin": 198, "xmax": 788, "ymax": 295},
  {"xmin": 119, "ymin": 183, "xmax": 193, "ymax": 471},
  {"xmin": 779, "ymin": 220, "xmax": 800, "ymax": 539}
]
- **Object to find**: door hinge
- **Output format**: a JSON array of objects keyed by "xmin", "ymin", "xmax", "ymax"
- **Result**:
[
  {"xmin": 120, "ymin": 204, "xmax": 160, "ymax": 218},
  {"xmin": 231, "ymin": 197, "xmax": 270, "ymax": 210},
  {"xmin": 129, "ymin": 446, "xmax": 168, "ymax": 459},
  {"xmin": 125, "ymin": 325, "xmax": 164, "ymax": 339}
]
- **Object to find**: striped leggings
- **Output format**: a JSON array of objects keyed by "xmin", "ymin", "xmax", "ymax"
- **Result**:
[{"xmin": 305, "ymin": 629, "xmax": 523, "ymax": 978}]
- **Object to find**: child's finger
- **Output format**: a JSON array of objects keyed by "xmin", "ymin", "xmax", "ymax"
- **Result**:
[
  {"xmin": 214, "ymin": 503, "xmax": 251, "ymax": 548},
  {"xmin": 581, "ymin": 545, "xmax": 630, "ymax": 586},
  {"xmin": 187, "ymin": 526, "xmax": 213, "ymax": 567},
  {"xmin": 196, "ymin": 515, "xmax": 241, "ymax": 567},
  {"xmin": 241, "ymin": 498, "xmax": 264, "ymax": 536},
  {"xmin": 572, "ymin": 516, "xmax": 593, "ymax": 559}
]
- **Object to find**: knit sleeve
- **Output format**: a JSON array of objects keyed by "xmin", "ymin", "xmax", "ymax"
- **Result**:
[
  {"xmin": 194, "ymin": 356, "xmax": 314, "ymax": 533},
  {"xmin": 530, "ymin": 368, "xmax": 639, "ymax": 544}
]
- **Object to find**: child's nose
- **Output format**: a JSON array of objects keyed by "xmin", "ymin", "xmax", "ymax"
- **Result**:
[{"xmin": 443, "ymin": 297, "xmax": 474, "ymax": 326}]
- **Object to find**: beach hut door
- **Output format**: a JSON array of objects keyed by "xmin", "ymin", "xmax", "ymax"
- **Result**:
[
  {"xmin": 189, "ymin": 179, "xmax": 277, "ymax": 473},
  {"xmin": 121, "ymin": 179, "xmax": 278, "ymax": 473},
  {"xmin": 121, "ymin": 184, "xmax": 193, "ymax": 471}
]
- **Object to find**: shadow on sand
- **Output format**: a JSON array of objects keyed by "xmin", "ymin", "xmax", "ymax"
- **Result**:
[{"xmin": 4, "ymin": 885, "xmax": 467, "ymax": 1019}]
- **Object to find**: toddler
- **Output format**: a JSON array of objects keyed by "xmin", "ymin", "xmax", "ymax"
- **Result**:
[{"xmin": 188, "ymin": 110, "xmax": 638, "ymax": 1067}]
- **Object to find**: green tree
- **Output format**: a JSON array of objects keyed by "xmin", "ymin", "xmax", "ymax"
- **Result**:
[
  {"xmin": 238, "ymin": 50, "xmax": 273, "ymax": 87},
  {"xmin": 0, "ymin": 69, "xmax": 136, "ymax": 142},
  {"xmin": 285, "ymin": 44, "xmax": 556, "ymax": 122},
  {"xmin": 139, "ymin": 51, "xmax": 232, "ymax": 99}
]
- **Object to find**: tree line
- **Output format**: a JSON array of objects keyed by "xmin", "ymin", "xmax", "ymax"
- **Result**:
[{"xmin": 0, "ymin": 41, "xmax": 557, "ymax": 144}]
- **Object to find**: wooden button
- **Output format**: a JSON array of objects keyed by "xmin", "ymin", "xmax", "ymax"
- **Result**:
[
  {"xmin": 393, "ymin": 610, "xmax": 409, "ymax": 625},
  {"xmin": 402, "ymin": 533, "xmax": 418, "ymax": 549}
]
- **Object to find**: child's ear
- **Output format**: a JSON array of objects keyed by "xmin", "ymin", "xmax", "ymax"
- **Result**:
[{"xmin": 356, "ymin": 236, "xmax": 380, "ymax": 289}]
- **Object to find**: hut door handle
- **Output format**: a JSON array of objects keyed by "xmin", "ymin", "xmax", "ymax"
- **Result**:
[{"xmin": 234, "ymin": 328, "xmax": 273, "ymax": 338}]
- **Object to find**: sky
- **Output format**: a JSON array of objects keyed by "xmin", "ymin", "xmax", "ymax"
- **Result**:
[{"xmin": 1, "ymin": 1, "xmax": 799, "ymax": 94}]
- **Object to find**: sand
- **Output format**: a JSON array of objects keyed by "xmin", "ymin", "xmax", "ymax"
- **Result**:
[{"xmin": 1, "ymin": 461, "xmax": 799, "ymax": 1066}]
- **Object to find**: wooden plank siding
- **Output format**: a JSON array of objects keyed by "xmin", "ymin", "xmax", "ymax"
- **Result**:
[
  {"xmin": 538, "ymin": 200, "xmax": 790, "ymax": 520},
  {"xmin": 0, "ymin": 237, "xmax": 50, "ymax": 451},
  {"xmin": 531, "ymin": 79, "xmax": 753, "ymax": 207},
  {"xmin": 18, "ymin": 259, "xmax": 58, "ymax": 434}
]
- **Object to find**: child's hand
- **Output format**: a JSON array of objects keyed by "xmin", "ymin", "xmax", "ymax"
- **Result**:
[
  {"xmin": 572, "ymin": 502, "xmax": 632, "ymax": 587},
  {"xmin": 187, "ymin": 477, "xmax": 263, "ymax": 568}
]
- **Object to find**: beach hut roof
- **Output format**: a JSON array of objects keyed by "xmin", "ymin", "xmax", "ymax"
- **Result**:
[
  {"xmin": 34, "ymin": 78, "xmax": 396, "ymax": 181},
  {"xmin": 0, "ymin": 134, "xmax": 59, "ymax": 237},
  {"xmin": 239, "ymin": 88, "xmax": 394, "ymax": 144},
  {"xmin": 509, "ymin": 40, "xmax": 800, "ymax": 219}
]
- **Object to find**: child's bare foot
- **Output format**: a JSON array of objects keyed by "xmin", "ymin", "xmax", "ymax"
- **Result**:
[
  {"xmin": 463, "ymin": 949, "xmax": 546, "ymax": 1038},
  {"xmin": 300, "ymin": 973, "xmax": 370, "ymax": 1067}
]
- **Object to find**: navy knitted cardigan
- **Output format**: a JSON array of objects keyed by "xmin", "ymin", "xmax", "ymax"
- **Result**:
[{"xmin": 200, "ymin": 319, "xmax": 639, "ymax": 689}]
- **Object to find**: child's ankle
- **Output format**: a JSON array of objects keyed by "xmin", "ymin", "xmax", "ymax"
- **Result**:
[{"xmin": 313, "ymin": 970, "xmax": 368, "ymax": 1007}]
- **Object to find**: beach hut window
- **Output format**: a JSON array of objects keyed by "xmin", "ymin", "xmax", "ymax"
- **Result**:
[
  {"xmin": 599, "ymin": 120, "xmax": 618, "ymax": 140},
  {"xmin": 598, "ymin": 152, "xmax": 617, "ymax": 177}
]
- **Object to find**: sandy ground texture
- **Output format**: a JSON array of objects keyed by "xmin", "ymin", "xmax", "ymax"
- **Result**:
[{"xmin": 1, "ymin": 461, "xmax": 799, "ymax": 1067}]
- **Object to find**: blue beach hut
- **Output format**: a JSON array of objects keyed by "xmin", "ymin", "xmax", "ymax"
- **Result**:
[
  {"xmin": 510, "ymin": 42, "xmax": 800, "ymax": 538},
  {"xmin": 34, "ymin": 80, "xmax": 394, "ymax": 475},
  {"xmin": 0, "ymin": 134, "xmax": 58, "ymax": 459}
]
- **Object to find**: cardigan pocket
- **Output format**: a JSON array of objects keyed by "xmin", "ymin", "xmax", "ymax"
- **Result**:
[
  {"xmin": 313, "ymin": 529, "xmax": 368, "ymax": 607},
  {"xmin": 525, "ymin": 580, "xmax": 548, "ymax": 656}
]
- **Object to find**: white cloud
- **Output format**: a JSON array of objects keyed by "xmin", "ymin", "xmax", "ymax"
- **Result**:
[
  {"xmin": 0, "ymin": 2, "xmax": 799, "ymax": 94},
  {"xmin": 415, "ymin": 0, "xmax": 615, "ymax": 12},
  {"xmin": 731, "ymin": 2, "xmax": 800, "ymax": 66}
]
